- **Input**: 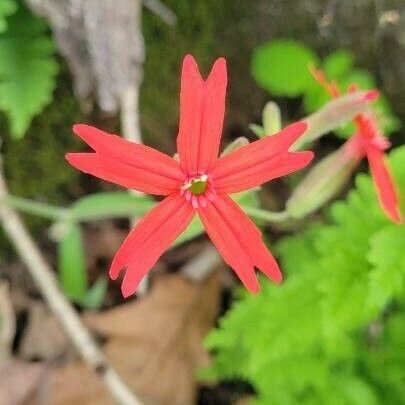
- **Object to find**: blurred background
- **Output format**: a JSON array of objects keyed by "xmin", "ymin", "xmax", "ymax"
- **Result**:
[{"xmin": 0, "ymin": 1, "xmax": 404, "ymax": 404}]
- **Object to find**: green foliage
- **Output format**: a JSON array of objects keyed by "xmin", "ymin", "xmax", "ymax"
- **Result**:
[
  {"xmin": 58, "ymin": 222, "xmax": 107, "ymax": 309},
  {"xmin": 251, "ymin": 40, "xmax": 318, "ymax": 97},
  {"xmin": 251, "ymin": 41, "xmax": 399, "ymax": 139},
  {"xmin": 59, "ymin": 223, "xmax": 88, "ymax": 301},
  {"xmin": 69, "ymin": 192, "xmax": 155, "ymax": 222},
  {"xmin": 204, "ymin": 146, "xmax": 405, "ymax": 404},
  {"xmin": 0, "ymin": 0, "xmax": 16, "ymax": 33},
  {"xmin": 0, "ymin": 1, "xmax": 58, "ymax": 138}
]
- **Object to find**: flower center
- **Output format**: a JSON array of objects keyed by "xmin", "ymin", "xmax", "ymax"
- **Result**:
[
  {"xmin": 189, "ymin": 176, "xmax": 208, "ymax": 195},
  {"xmin": 181, "ymin": 174, "xmax": 215, "ymax": 208},
  {"xmin": 182, "ymin": 174, "xmax": 208, "ymax": 195}
]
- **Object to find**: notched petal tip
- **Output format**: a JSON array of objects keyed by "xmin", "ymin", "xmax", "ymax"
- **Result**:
[
  {"xmin": 392, "ymin": 212, "xmax": 403, "ymax": 225},
  {"xmin": 121, "ymin": 282, "xmax": 134, "ymax": 299},
  {"xmin": 247, "ymin": 279, "xmax": 261, "ymax": 294},
  {"xmin": 207, "ymin": 56, "xmax": 227, "ymax": 87},
  {"xmin": 182, "ymin": 54, "xmax": 200, "ymax": 73},
  {"xmin": 211, "ymin": 56, "xmax": 227, "ymax": 73},
  {"xmin": 64, "ymin": 152, "xmax": 79, "ymax": 165},
  {"xmin": 290, "ymin": 120, "xmax": 308, "ymax": 135},
  {"xmin": 272, "ymin": 270, "xmax": 283, "ymax": 284},
  {"xmin": 72, "ymin": 123, "xmax": 89, "ymax": 134},
  {"xmin": 302, "ymin": 150, "xmax": 315, "ymax": 164}
]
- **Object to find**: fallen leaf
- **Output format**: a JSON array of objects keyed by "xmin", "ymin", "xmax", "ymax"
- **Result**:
[
  {"xmin": 48, "ymin": 273, "xmax": 220, "ymax": 405},
  {"xmin": 0, "ymin": 361, "xmax": 46, "ymax": 405},
  {"xmin": 19, "ymin": 301, "xmax": 72, "ymax": 361}
]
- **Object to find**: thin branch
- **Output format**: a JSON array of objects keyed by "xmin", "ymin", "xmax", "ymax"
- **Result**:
[{"xmin": 0, "ymin": 159, "xmax": 144, "ymax": 405}]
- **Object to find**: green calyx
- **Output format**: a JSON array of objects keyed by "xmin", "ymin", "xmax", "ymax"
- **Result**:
[{"xmin": 189, "ymin": 178, "xmax": 208, "ymax": 195}]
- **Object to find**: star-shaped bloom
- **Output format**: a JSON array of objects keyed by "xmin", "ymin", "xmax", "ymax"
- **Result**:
[
  {"xmin": 66, "ymin": 55, "xmax": 313, "ymax": 297},
  {"xmin": 310, "ymin": 66, "xmax": 402, "ymax": 224}
]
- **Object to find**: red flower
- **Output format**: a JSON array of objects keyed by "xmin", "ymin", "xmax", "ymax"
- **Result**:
[
  {"xmin": 66, "ymin": 55, "xmax": 313, "ymax": 297},
  {"xmin": 310, "ymin": 66, "xmax": 402, "ymax": 224}
]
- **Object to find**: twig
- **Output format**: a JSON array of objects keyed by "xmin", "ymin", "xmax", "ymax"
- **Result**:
[
  {"xmin": 143, "ymin": 0, "xmax": 177, "ymax": 26},
  {"xmin": 0, "ymin": 159, "xmax": 144, "ymax": 405},
  {"xmin": 120, "ymin": 84, "xmax": 143, "ymax": 144}
]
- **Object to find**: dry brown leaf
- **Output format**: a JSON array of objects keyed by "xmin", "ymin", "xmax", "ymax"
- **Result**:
[
  {"xmin": 19, "ymin": 301, "xmax": 72, "ymax": 361},
  {"xmin": 0, "ymin": 361, "xmax": 46, "ymax": 405},
  {"xmin": 48, "ymin": 273, "xmax": 220, "ymax": 405}
]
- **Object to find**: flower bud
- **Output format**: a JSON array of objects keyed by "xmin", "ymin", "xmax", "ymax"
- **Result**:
[
  {"xmin": 249, "ymin": 101, "xmax": 282, "ymax": 138},
  {"xmin": 286, "ymin": 147, "xmax": 358, "ymax": 218},
  {"xmin": 293, "ymin": 90, "xmax": 379, "ymax": 150},
  {"xmin": 262, "ymin": 101, "xmax": 282, "ymax": 136}
]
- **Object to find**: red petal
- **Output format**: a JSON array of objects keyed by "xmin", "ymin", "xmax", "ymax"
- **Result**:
[
  {"xmin": 212, "ymin": 122, "xmax": 313, "ymax": 193},
  {"xmin": 66, "ymin": 153, "xmax": 181, "ymax": 195},
  {"xmin": 198, "ymin": 57, "xmax": 227, "ymax": 173},
  {"xmin": 176, "ymin": 55, "xmax": 227, "ymax": 174},
  {"xmin": 72, "ymin": 124, "xmax": 184, "ymax": 182},
  {"xmin": 110, "ymin": 194, "xmax": 195, "ymax": 297},
  {"xmin": 176, "ymin": 55, "xmax": 204, "ymax": 174},
  {"xmin": 366, "ymin": 145, "xmax": 403, "ymax": 224},
  {"xmin": 199, "ymin": 194, "xmax": 282, "ymax": 292}
]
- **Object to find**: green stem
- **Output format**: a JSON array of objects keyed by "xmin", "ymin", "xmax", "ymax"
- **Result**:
[
  {"xmin": 1, "ymin": 195, "xmax": 67, "ymax": 221},
  {"xmin": 243, "ymin": 206, "xmax": 290, "ymax": 223}
]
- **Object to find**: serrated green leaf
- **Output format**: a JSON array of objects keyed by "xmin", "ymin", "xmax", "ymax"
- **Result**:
[
  {"xmin": 70, "ymin": 192, "xmax": 155, "ymax": 222},
  {"xmin": 0, "ymin": 2, "xmax": 58, "ymax": 138},
  {"xmin": 58, "ymin": 223, "xmax": 88, "ymax": 301},
  {"xmin": 251, "ymin": 40, "xmax": 318, "ymax": 97},
  {"xmin": 367, "ymin": 226, "xmax": 405, "ymax": 310},
  {"xmin": 205, "ymin": 146, "xmax": 405, "ymax": 404}
]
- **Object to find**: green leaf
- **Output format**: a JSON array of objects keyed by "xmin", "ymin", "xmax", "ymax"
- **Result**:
[
  {"xmin": 0, "ymin": 0, "xmax": 16, "ymax": 33},
  {"xmin": 367, "ymin": 225, "xmax": 405, "ymax": 310},
  {"xmin": 58, "ymin": 223, "xmax": 88, "ymax": 301},
  {"xmin": 79, "ymin": 277, "xmax": 108, "ymax": 309},
  {"xmin": 251, "ymin": 39, "xmax": 318, "ymax": 97},
  {"xmin": 323, "ymin": 49, "xmax": 354, "ymax": 78},
  {"xmin": 0, "ymin": 2, "xmax": 58, "ymax": 138},
  {"xmin": 204, "ymin": 147, "xmax": 405, "ymax": 405},
  {"xmin": 70, "ymin": 192, "xmax": 155, "ymax": 222}
]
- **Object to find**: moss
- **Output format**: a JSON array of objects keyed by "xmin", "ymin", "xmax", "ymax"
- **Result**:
[
  {"xmin": 0, "ymin": 64, "xmax": 85, "ymax": 258},
  {"xmin": 141, "ymin": 0, "xmax": 253, "ymax": 152},
  {"xmin": 1, "ymin": 65, "xmax": 84, "ymax": 203}
]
